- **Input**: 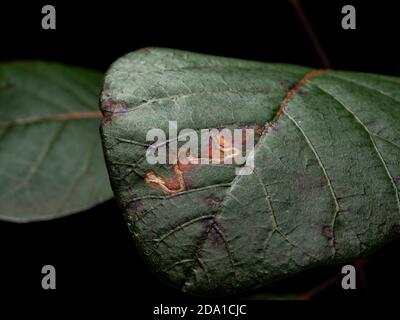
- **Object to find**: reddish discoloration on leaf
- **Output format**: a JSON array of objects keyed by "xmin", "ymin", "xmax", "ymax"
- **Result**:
[
  {"xmin": 321, "ymin": 225, "xmax": 333, "ymax": 239},
  {"xmin": 255, "ymin": 126, "xmax": 264, "ymax": 136},
  {"xmin": 144, "ymin": 165, "xmax": 186, "ymax": 194},
  {"xmin": 207, "ymin": 223, "xmax": 225, "ymax": 249},
  {"xmin": 100, "ymin": 97, "xmax": 128, "ymax": 124},
  {"xmin": 321, "ymin": 225, "xmax": 338, "ymax": 252},
  {"xmin": 144, "ymin": 131, "xmax": 243, "ymax": 194},
  {"xmin": 178, "ymin": 162, "xmax": 192, "ymax": 172},
  {"xmin": 205, "ymin": 194, "xmax": 221, "ymax": 209}
]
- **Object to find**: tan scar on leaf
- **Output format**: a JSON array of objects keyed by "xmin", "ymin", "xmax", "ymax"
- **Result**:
[
  {"xmin": 144, "ymin": 132, "xmax": 242, "ymax": 194},
  {"xmin": 144, "ymin": 164, "xmax": 186, "ymax": 194}
]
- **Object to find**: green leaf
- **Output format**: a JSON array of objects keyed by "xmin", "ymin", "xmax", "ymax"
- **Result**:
[
  {"xmin": 100, "ymin": 48, "xmax": 400, "ymax": 295},
  {"xmin": 0, "ymin": 62, "xmax": 113, "ymax": 222}
]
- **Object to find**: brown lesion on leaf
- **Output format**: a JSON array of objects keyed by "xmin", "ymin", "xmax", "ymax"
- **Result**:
[
  {"xmin": 205, "ymin": 194, "xmax": 221, "ymax": 209},
  {"xmin": 394, "ymin": 175, "xmax": 400, "ymax": 187},
  {"xmin": 207, "ymin": 222, "xmax": 225, "ymax": 249},
  {"xmin": 321, "ymin": 225, "xmax": 338, "ymax": 252},
  {"xmin": 321, "ymin": 225, "xmax": 333, "ymax": 239},
  {"xmin": 184, "ymin": 132, "xmax": 242, "ymax": 164},
  {"xmin": 144, "ymin": 131, "xmax": 243, "ymax": 195},
  {"xmin": 144, "ymin": 164, "xmax": 186, "ymax": 194},
  {"xmin": 100, "ymin": 97, "xmax": 128, "ymax": 124},
  {"xmin": 254, "ymin": 125, "xmax": 265, "ymax": 136}
]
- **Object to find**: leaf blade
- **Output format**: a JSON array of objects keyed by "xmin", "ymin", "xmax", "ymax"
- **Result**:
[
  {"xmin": 101, "ymin": 48, "xmax": 400, "ymax": 295},
  {"xmin": 0, "ymin": 62, "xmax": 113, "ymax": 222}
]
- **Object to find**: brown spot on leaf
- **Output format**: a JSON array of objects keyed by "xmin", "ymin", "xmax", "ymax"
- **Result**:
[
  {"xmin": 145, "ymin": 165, "xmax": 186, "ymax": 194},
  {"xmin": 126, "ymin": 198, "xmax": 145, "ymax": 216},
  {"xmin": 205, "ymin": 194, "xmax": 221, "ymax": 209},
  {"xmin": 207, "ymin": 223, "xmax": 224, "ymax": 249},
  {"xmin": 321, "ymin": 225, "xmax": 339, "ymax": 252},
  {"xmin": 321, "ymin": 225, "xmax": 333, "ymax": 240},
  {"xmin": 123, "ymin": 189, "xmax": 146, "ymax": 220},
  {"xmin": 395, "ymin": 176, "xmax": 400, "ymax": 187},
  {"xmin": 255, "ymin": 126, "xmax": 265, "ymax": 136},
  {"xmin": 100, "ymin": 98, "xmax": 128, "ymax": 124}
]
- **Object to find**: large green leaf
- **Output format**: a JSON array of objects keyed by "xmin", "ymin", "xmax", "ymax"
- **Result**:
[
  {"xmin": 0, "ymin": 62, "xmax": 113, "ymax": 222},
  {"xmin": 100, "ymin": 48, "xmax": 400, "ymax": 295}
]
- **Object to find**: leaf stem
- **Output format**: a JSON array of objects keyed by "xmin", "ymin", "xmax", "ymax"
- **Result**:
[{"xmin": 290, "ymin": 0, "xmax": 331, "ymax": 68}]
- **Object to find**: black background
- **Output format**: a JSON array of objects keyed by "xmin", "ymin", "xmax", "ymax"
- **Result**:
[{"xmin": 1, "ymin": 0, "xmax": 400, "ymax": 314}]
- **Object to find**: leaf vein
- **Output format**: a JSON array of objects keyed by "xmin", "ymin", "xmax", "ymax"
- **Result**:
[
  {"xmin": 315, "ymin": 85, "xmax": 400, "ymax": 218},
  {"xmin": 283, "ymin": 111, "xmax": 341, "ymax": 256}
]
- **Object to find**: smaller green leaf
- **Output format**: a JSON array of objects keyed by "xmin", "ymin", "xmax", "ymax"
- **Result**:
[{"xmin": 0, "ymin": 62, "xmax": 113, "ymax": 222}]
